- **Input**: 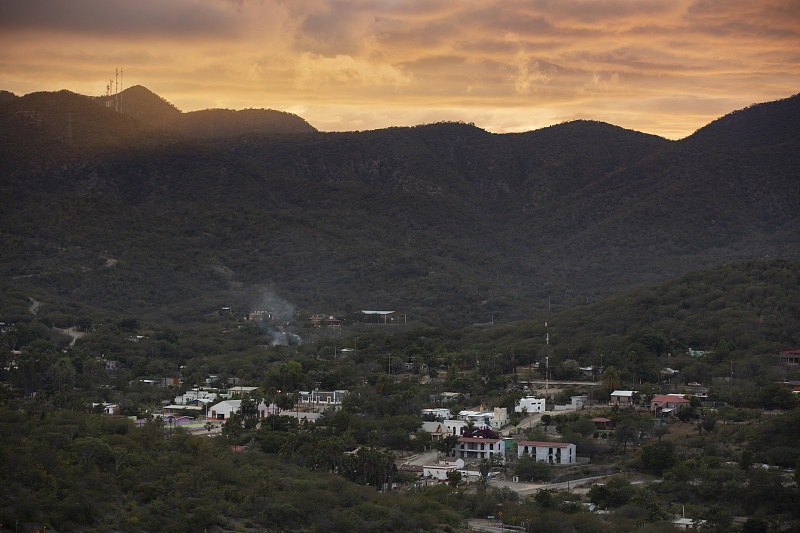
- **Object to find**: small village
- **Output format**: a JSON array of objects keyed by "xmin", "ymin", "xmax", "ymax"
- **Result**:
[{"xmin": 3, "ymin": 283, "xmax": 800, "ymax": 532}]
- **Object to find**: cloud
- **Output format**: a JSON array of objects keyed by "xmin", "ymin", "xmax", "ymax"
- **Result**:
[
  {"xmin": 1, "ymin": 0, "xmax": 798, "ymax": 139},
  {"xmin": 0, "ymin": 0, "xmax": 245, "ymax": 36}
]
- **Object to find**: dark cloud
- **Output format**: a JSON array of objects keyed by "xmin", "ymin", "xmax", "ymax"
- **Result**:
[{"xmin": 0, "ymin": 0, "xmax": 239, "ymax": 36}]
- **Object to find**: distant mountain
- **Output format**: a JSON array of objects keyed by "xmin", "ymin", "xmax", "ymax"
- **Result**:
[
  {"xmin": 0, "ymin": 88, "xmax": 797, "ymax": 326},
  {"xmin": 104, "ymin": 84, "xmax": 317, "ymax": 137},
  {"xmin": 0, "ymin": 90, "xmax": 17, "ymax": 104},
  {"xmin": 104, "ymin": 84, "xmax": 181, "ymax": 124}
]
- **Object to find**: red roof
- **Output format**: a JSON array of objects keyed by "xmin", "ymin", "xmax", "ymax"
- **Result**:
[
  {"xmin": 458, "ymin": 437, "xmax": 501, "ymax": 443},
  {"xmin": 518, "ymin": 441, "xmax": 572, "ymax": 447},
  {"xmin": 651, "ymin": 394, "xmax": 689, "ymax": 404},
  {"xmin": 591, "ymin": 417, "xmax": 612, "ymax": 422}
]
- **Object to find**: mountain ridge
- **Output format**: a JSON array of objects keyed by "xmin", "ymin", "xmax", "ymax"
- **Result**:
[{"xmin": 0, "ymin": 88, "xmax": 798, "ymax": 325}]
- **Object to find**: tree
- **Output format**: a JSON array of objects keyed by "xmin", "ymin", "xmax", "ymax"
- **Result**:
[
  {"xmin": 602, "ymin": 366, "xmax": 621, "ymax": 396},
  {"xmin": 436, "ymin": 434, "xmax": 460, "ymax": 455},
  {"xmin": 276, "ymin": 392, "xmax": 295, "ymax": 412},
  {"xmin": 757, "ymin": 383, "xmax": 797, "ymax": 410},
  {"xmin": 447, "ymin": 469, "xmax": 462, "ymax": 487},
  {"xmin": 73, "ymin": 436, "xmax": 111, "ymax": 469},
  {"xmin": 478, "ymin": 458, "xmax": 491, "ymax": 493},
  {"xmin": 639, "ymin": 440, "xmax": 676, "ymax": 475},
  {"xmin": 514, "ymin": 454, "xmax": 553, "ymax": 482},
  {"xmin": 589, "ymin": 476, "xmax": 635, "ymax": 509},
  {"xmin": 615, "ymin": 417, "xmax": 640, "ymax": 453}
]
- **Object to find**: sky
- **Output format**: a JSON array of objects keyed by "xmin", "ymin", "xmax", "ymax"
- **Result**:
[{"xmin": 1, "ymin": 0, "xmax": 798, "ymax": 139}]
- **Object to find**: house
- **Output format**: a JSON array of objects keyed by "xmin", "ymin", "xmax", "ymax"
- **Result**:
[
  {"xmin": 570, "ymin": 396, "xmax": 588, "ymax": 408},
  {"xmin": 610, "ymin": 390, "xmax": 635, "ymax": 406},
  {"xmin": 674, "ymin": 517, "xmax": 706, "ymax": 530},
  {"xmin": 785, "ymin": 380, "xmax": 800, "ymax": 392},
  {"xmin": 163, "ymin": 404, "xmax": 204, "ymax": 415},
  {"xmin": 92, "ymin": 402, "xmax": 119, "ymax": 415},
  {"xmin": 308, "ymin": 314, "xmax": 342, "ymax": 328},
  {"xmin": 454, "ymin": 436, "xmax": 505, "ymax": 462},
  {"xmin": 299, "ymin": 389, "xmax": 348, "ymax": 409},
  {"xmin": 420, "ymin": 421, "xmax": 445, "ymax": 441},
  {"xmin": 779, "ymin": 349, "xmax": 800, "ymax": 364},
  {"xmin": 227, "ymin": 386, "xmax": 259, "ymax": 398},
  {"xmin": 429, "ymin": 391, "xmax": 461, "ymax": 403},
  {"xmin": 278, "ymin": 411, "xmax": 322, "ymax": 424},
  {"xmin": 174, "ymin": 388, "xmax": 218, "ymax": 405},
  {"xmin": 516, "ymin": 396, "xmax": 546, "ymax": 414},
  {"xmin": 591, "ymin": 417, "xmax": 613, "ymax": 430},
  {"xmin": 360, "ymin": 310, "xmax": 395, "ymax": 324},
  {"xmin": 651, "ymin": 394, "xmax": 690, "ymax": 416},
  {"xmin": 490, "ymin": 407, "xmax": 509, "ymax": 429},
  {"xmin": 443, "ymin": 419, "xmax": 469, "ymax": 436},
  {"xmin": 554, "ymin": 395, "xmax": 589, "ymax": 411},
  {"xmin": 422, "ymin": 408, "xmax": 452, "ymax": 420},
  {"xmin": 458, "ymin": 409, "xmax": 506, "ymax": 428},
  {"xmin": 422, "ymin": 457, "xmax": 465, "ymax": 481},
  {"xmin": 140, "ymin": 377, "xmax": 182, "ymax": 387},
  {"xmin": 517, "ymin": 441, "xmax": 576, "ymax": 465},
  {"xmin": 207, "ymin": 399, "xmax": 276, "ymax": 420}
]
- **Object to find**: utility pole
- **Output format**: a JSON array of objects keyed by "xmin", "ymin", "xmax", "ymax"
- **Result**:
[{"xmin": 545, "ymin": 298, "xmax": 551, "ymax": 397}]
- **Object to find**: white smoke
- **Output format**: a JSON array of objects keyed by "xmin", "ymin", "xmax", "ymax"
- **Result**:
[{"xmin": 251, "ymin": 288, "xmax": 301, "ymax": 347}]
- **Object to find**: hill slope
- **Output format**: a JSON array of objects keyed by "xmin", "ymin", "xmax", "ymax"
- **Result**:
[
  {"xmin": 0, "ymin": 89, "xmax": 798, "ymax": 325},
  {"xmin": 106, "ymin": 84, "xmax": 317, "ymax": 137}
]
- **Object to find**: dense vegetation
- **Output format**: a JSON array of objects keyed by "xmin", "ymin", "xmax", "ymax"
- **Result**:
[
  {"xmin": 2, "ymin": 259, "xmax": 800, "ymax": 531},
  {"xmin": 0, "ymin": 89, "xmax": 797, "ymax": 326},
  {"xmin": 1, "ymin": 86, "xmax": 799, "ymax": 531}
]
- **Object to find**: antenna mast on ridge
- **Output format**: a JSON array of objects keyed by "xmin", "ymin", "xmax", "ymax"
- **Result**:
[{"xmin": 104, "ymin": 68, "xmax": 124, "ymax": 112}]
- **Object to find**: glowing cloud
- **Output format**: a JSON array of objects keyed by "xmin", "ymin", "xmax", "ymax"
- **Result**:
[{"xmin": 1, "ymin": 0, "xmax": 798, "ymax": 138}]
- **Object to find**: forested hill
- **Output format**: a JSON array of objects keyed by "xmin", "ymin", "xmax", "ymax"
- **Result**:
[
  {"xmin": 110, "ymin": 85, "xmax": 318, "ymax": 137},
  {"xmin": 0, "ymin": 89, "xmax": 798, "ymax": 325}
]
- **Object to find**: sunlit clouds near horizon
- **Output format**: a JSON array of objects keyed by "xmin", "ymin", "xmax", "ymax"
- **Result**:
[{"xmin": 1, "ymin": 0, "xmax": 798, "ymax": 139}]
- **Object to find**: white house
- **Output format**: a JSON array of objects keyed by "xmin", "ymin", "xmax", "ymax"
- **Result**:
[
  {"xmin": 454, "ymin": 437, "xmax": 505, "ymax": 462},
  {"xmin": 517, "ymin": 441, "xmax": 576, "ymax": 464},
  {"xmin": 299, "ymin": 389, "xmax": 348, "ymax": 409},
  {"xmin": 610, "ymin": 390, "xmax": 636, "ymax": 406},
  {"xmin": 490, "ymin": 407, "xmax": 508, "ymax": 428},
  {"xmin": 92, "ymin": 402, "xmax": 119, "ymax": 415},
  {"xmin": 207, "ymin": 399, "xmax": 276, "ymax": 420},
  {"xmin": 456, "ymin": 408, "xmax": 508, "ymax": 429},
  {"xmin": 422, "ymin": 457, "xmax": 465, "ymax": 481},
  {"xmin": 443, "ymin": 419, "xmax": 469, "ymax": 436},
  {"xmin": 516, "ymin": 396, "xmax": 546, "ymax": 414},
  {"xmin": 422, "ymin": 408, "xmax": 451, "ymax": 420},
  {"xmin": 174, "ymin": 388, "xmax": 217, "ymax": 405}
]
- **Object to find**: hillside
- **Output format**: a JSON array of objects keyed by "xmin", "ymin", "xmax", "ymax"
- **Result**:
[
  {"xmin": 0, "ymin": 89, "xmax": 798, "ymax": 326},
  {"xmin": 106, "ymin": 84, "xmax": 317, "ymax": 137}
]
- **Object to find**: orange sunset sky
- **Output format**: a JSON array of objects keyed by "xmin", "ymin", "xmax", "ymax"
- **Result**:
[{"xmin": 1, "ymin": 0, "xmax": 798, "ymax": 139}]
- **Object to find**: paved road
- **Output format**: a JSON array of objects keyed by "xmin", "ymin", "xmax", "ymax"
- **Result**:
[
  {"xmin": 467, "ymin": 519, "xmax": 509, "ymax": 532},
  {"xmin": 488, "ymin": 474, "xmax": 611, "ymax": 495}
]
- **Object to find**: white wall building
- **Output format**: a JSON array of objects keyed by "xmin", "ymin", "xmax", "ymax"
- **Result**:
[
  {"xmin": 454, "ymin": 437, "xmax": 505, "ymax": 462},
  {"xmin": 299, "ymin": 389, "xmax": 348, "ymax": 409},
  {"xmin": 422, "ymin": 408, "xmax": 451, "ymax": 420},
  {"xmin": 422, "ymin": 457, "xmax": 465, "ymax": 481},
  {"xmin": 443, "ymin": 419, "xmax": 469, "ymax": 436},
  {"xmin": 207, "ymin": 399, "xmax": 276, "ymax": 420},
  {"xmin": 517, "ymin": 441, "xmax": 576, "ymax": 464},
  {"xmin": 516, "ymin": 397, "xmax": 546, "ymax": 414},
  {"xmin": 174, "ymin": 389, "xmax": 218, "ymax": 405},
  {"xmin": 490, "ymin": 407, "xmax": 508, "ymax": 429}
]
